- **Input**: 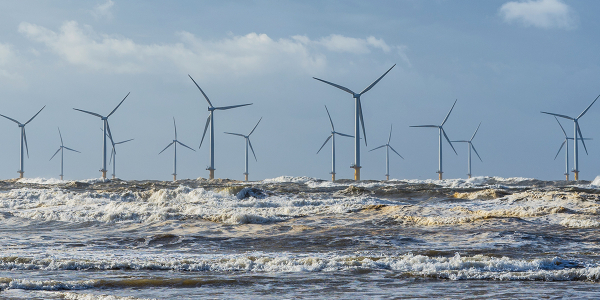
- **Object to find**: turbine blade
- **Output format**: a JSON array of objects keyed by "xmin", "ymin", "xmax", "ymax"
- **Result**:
[
  {"xmin": 470, "ymin": 122, "xmax": 481, "ymax": 141},
  {"xmin": 577, "ymin": 124, "xmax": 588, "ymax": 155},
  {"xmin": 577, "ymin": 94, "xmax": 600, "ymax": 119},
  {"xmin": 58, "ymin": 127, "xmax": 64, "ymax": 146},
  {"xmin": 106, "ymin": 121, "xmax": 115, "ymax": 146},
  {"xmin": 451, "ymin": 140, "xmax": 469, "ymax": 143},
  {"xmin": 49, "ymin": 148, "xmax": 61, "ymax": 161},
  {"xmin": 73, "ymin": 108, "xmax": 104, "ymax": 119},
  {"xmin": 199, "ymin": 114, "xmax": 210, "ymax": 149},
  {"xmin": 471, "ymin": 143, "xmax": 483, "ymax": 162},
  {"xmin": 214, "ymin": 103, "xmax": 252, "ymax": 110},
  {"xmin": 325, "ymin": 105, "xmax": 335, "ymax": 131},
  {"xmin": 115, "ymin": 138, "xmax": 134, "ymax": 145},
  {"xmin": 335, "ymin": 132, "xmax": 353, "ymax": 138},
  {"xmin": 410, "ymin": 125, "xmax": 438, "ymax": 128},
  {"xmin": 24, "ymin": 105, "xmax": 45, "ymax": 125},
  {"xmin": 441, "ymin": 99, "xmax": 457, "ymax": 126},
  {"xmin": 224, "ymin": 132, "xmax": 245, "ymax": 137},
  {"xmin": 554, "ymin": 141, "xmax": 566, "ymax": 160},
  {"xmin": 249, "ymin": 117, "xmax": 262, "ymax": 136},
  {"xmin": 316, "ymin": 135, "xmax": 332, "ymax": 154},
  {"xmin": 358, "ymin": 98, "xmax": 367, "ymax": 146},
  {"xmin": 369, "ymin": 145, "xmax": 386, "ymax": 152},
  {"xmin": 107, "ymin": 92, "xmax": 130, "ymax": 118},
  {"xmin": 442, "ymin": 128, "xmax": 457, "ymax": 155},
  {"xmin": 159, "ymin": 142, "xmax": 174, "ymax": 155},
  {"xmin": 64, "ymin": 146, "xmax": 81, "ymax": 153},
  {"xmin": 173, "ymin": 117, "xmax": 177, "ymax": 140},
  {"xmin": 540, "ymin": 111, "xmax": 574, "ymax": 120},
  {"xmin": 555, "ymin": 117, "xmax": 567, "ymax": 138},
  {"xmin": 312, "ymin": 77, "xmax": 355, "ymax": 95},
  {"xmin": 23, "ymin": 129, "xmax": 29, "ymax": 158},
  {"xmin": 389, "ymin": 145, "xmax": 404, "ymax": 159},
  {"xmin": 188, "ymin": 74, "xmax": 213, "ymax": 107},
  {"xmin": 0, "ymin": 113, "xmax": 21, "ymax": 125},
  {"xmin": 109, "ymin": 148, "xmax": 114, "ymax": 165},
  {"xmin": 248, "ymin": 139, "xmax": 257, "ymax": 161},
  {"xmin": 359, "ymin": 64, "xmax": 395, "ymax": 95},
  {"xmin": 177, "ymin": 141, "xmax": 196, "ymax": 152},
  {"xmin": 388, "ymin": 124, "xmax": 393, "ymax": 144}
]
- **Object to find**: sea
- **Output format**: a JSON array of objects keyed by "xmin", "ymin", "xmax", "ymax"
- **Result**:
[{"xmin": 1, "ymin": 175, "xmax": 600, "ymax": 299}]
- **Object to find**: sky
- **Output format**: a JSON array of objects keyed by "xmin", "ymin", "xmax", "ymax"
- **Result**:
[{"xmin": 0, "ymin": 0, "xmax": 599, "ymax": 181}]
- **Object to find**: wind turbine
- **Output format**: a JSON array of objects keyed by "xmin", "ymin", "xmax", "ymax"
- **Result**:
[
  {"xmin": 73, "ymin": 92, "xmax": 130, "ymax": 179},
  {"xmin": 0, "ymin": 105, "xmax": 45, "ymax": 178},
  {"xmin": 451, "ymin": 122, "xmax": 482, "ymax": 179},
  {"xmin": 188, "ymin": 75, "xmax": 252, "ymax": 180},
  {"xmin": 552, "ymin": 117, "xmax": 591, "ymax": 181},
  {"xmin": 541, "ymin": 94, "xmax": 600, "ymax": 180},
  {"xmin": 109, "ymin": 138, "xmax": 134, "ymax": 180},
  {"xmin": 369, "ymin": 124, "xmax": 403, "ymax": 181},
  {"xmin": 224, "ymin": 117, "xmax": 262, "ymax": 182},
  {"xmin": 313, "ymin": 64, "xmax": 395, "ymax": 181},
  {"xmin": 410, "ymin": 100, "xmax": 458, "ymax": 180},
  {"xmin": 317, "ymin": 106, "xmax": 353, "ymax": 181},
  {"xmin": 50, "ymin": 127, "xmax": 81, "ymax": 180},
  {"xmin": 159, "ymin": 117, "xmax": 196, "ymax": 181}
]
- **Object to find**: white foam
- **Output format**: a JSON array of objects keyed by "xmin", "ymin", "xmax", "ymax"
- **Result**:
[{"xmin": 17, "ymin": 178, "xmax": 65, "ymax": 185}]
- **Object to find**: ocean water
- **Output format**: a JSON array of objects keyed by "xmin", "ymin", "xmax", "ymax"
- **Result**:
[{"xmin": 1, "ymin": 176, "xmax": 600, "ymax": 299}]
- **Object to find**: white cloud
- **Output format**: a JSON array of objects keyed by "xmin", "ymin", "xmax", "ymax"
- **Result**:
[
  {"xmin": 0, "ymin": 43, "xmax": 22, "ymax": 80},
  {"xmin": 18, "ymin": 21, "xmax": 408, "ymax": 76},
  {"xmin": 499, "ymin": 0, "xmax": 577, "ymax": 29},
  {"xmin": 92, "ymin": 0, "xmax": 115, "ymax": 20}
]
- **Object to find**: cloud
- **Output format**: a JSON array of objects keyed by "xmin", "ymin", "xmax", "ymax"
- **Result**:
[
  {"xmin": 499, "ymin": 0, "xmax": 577, "ymax": 29},
  {"xmin": 91, "ymin": 0, "xmax": 115, "ymax": 20},
  {"xmin": 18, "ymin": 21, "xmax": 408, "ymax": 77},
  {"xmin": 0, "ymin": 43, "xmax": 22, "ymax": 80}
]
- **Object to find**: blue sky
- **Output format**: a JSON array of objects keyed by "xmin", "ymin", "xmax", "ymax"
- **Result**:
[{"xmin": 0, "ymin": 0, "xmax": 599, "ymax": 181}]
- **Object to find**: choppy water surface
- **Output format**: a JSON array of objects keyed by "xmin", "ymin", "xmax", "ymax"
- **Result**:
[{"xmin": 1, "ymin": 176, "xmax": 600, "ymax": 299}]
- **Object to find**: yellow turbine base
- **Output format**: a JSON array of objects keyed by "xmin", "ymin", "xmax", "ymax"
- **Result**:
[
  {"xmin": 574, "ymin": 171, "xmax": 579, "ymax": 181},
  {"xmin": 209, "ymin": 169, "xmax": 215, "ymax": 180}
]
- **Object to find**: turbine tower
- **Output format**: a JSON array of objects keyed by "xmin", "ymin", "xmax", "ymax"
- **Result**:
[
  {"xmin": 50, "ymin": 127, "xmax": 81, "ymax": 180},
  {"xmin": 188, "ymin": 75, "xmax": 252, "ymax": 180},
  {"xmin": 410, "ymin": 100, "xmax": 458, "ymax": 180},
  {"xmin": 159, "ymin": 117, "xmax": 196, "ymax": 181},
  {"xmin": 109, "ymin": 138, "xmax": 134, "ymax": 180},
  {"xmin": 313, "ymin": 64, "xmax": 395, "ymax": 181},
  {"xmin": 316, "ymin": 106, "xmax": 353, "ymax": 181},
  {"xmin": 541, "ymin": 94, "xmax": 600, "ymax": 181},
  {"xmin": 552, "ymin": 117, "xmax": 591, "ymax": 181},
  {"xmin": 369, "ymin": 124, "xmax": 403, "ymax": 181},
  {"xmin": 73, "ymin": 92, "xmax": 130, "ymax": 179},
  {"xmin": 451, "ymin": 122, "xmax": 482, "ymax": 179},
  {"xmin": 0, "ymin": 105, "xmax": 45, "ymax": 178},
  {"xmin": 224, "ymin": 117, "xmax": 262, "ymax": 182}
]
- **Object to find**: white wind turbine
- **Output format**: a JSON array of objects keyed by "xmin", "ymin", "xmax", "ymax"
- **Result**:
[
  {"xmin": 313, "ymin": 64, "xmax": 395, "ymax": 181},
  {"xmin": 159, "ymin": 117, "xmax": 196, "ymax": 181},
  {"xmin": 50, "ymin": 127, "xmax": 81, "ymax": 180},
  {"xmin": 73, "ymin": 92, "xmax": 130, "ymax": 179},
  {"xmin": 188, "ymin": 75, "xmax": 252, "ymax": 180},
  {"xmin": 224, "ymin": 117, "xmax": 262, "ymax": 182},
  {"xmin": 316, "ymin": 106, "xmax": 353, "ymax": 181},
  {"xmin": 0, "ymin": 105, "xmax": 45, "ymax": 178},
  {"xmin": 541, "ymin": 94, "xmax": 599, "ymax": 181},
  {"xmin": 451, "ymin": 122, "xmax": 482, "ymax": 179},
  {"xmin": 410, "ymin": 100, "xmax": 458, "ymax": 180},
  {"xmin": 369, "ymin": 124, "xmax": 403, "ymax": 181},
  {"xmin": 109, "ymin": 138, "xmax": 134, "ymax": 180},
  {"xmin": 552, "ymin": 117, "xmax": 591, "ymax": 181}
]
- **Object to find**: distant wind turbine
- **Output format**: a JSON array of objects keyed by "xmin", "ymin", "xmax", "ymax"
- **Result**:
[
  {"xmin": 451, "ymin": 122, "xmax": 482, "ymax": 179},
  {"xmin": 50, "ymin": 127, "xmax": 81, "ymax": 180},
  {"xmin": 188, "ymin": 75, "xmax": 252, "ymax": 180},
  {"xmin": 369, "ymin": 124, "xmax": 403, "ymax": 181},
  {"xmin": 552, "ymin": 117, "xmax": 591, "ymax": 181},
  {"xmin": 317, "ymin": 106, "xmax": 353, "ymax": 181},
  {"xmin": 159, "ymin": 117, "xmax": 196, "ymax": 181},
  {"xmin": 541, "ymin": 94, "xmax": 600, "ymax": 180},
  {"xmin": 73, "ymin": 92, "xmax": 130, "ymax": 179},
  {"xmin": 225, "ymin": 117, "xmax": 262, "ymax": 182},
  {"xmin": 109, "ymin": 138, "xmax": 134, "ymax": 180},
  {"xmin": 410, "ymin": 100, "xmax": 458, "ymax": 180},
  {"xmin": 0, "ymin": 105, "xmax": 45, "ymax": 178},
  {"xmin": 313, "ymin": 64, "xmax": 395, "ymax": 181}
]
